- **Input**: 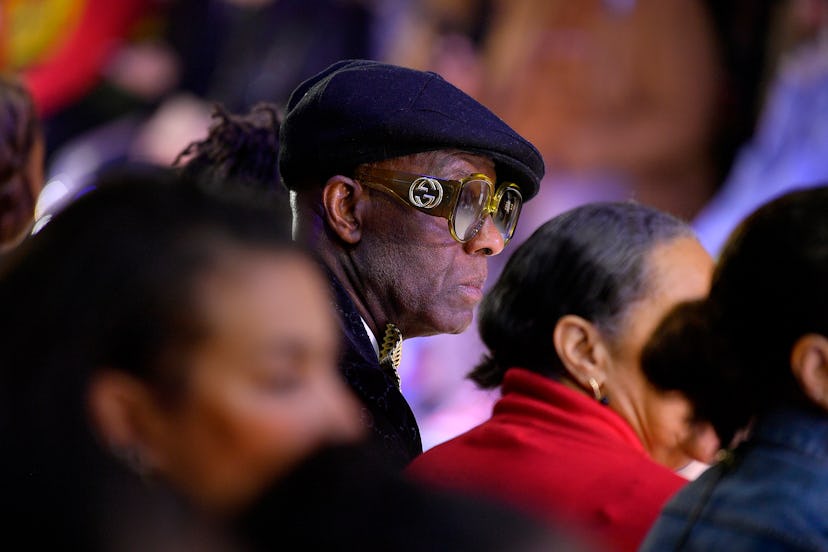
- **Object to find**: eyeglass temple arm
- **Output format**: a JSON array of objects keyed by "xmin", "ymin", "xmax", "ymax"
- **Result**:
[{"xmin": 355, "ymin": 170, "xmax": 458, "ymax": 219}]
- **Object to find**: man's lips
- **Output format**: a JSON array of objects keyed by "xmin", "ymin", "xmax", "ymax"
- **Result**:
[{"xmin": 457, "ymin": 278, "xmax": 486, "ymax": 303}]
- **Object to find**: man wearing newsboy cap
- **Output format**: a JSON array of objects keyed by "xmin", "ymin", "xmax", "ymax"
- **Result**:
[{"xmin": 280, "ymin": 59, "xmax": 544, "ymax": 468}]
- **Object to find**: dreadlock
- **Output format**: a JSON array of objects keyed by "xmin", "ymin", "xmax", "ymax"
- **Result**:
[{"xmin": 175, "ymin": 102, "xmax": 283, "ymax": 193}]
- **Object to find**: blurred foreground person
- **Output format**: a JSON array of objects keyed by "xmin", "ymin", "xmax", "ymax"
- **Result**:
[
  {"xmin": 408, "ymin": 202, "xmax": 717, "ymax": 551},
  {"xmin": 240, "ymin": 442, "xmax": 591, "ymax": 552},
  {"xmin": 641, "ymin": 186, "xmax": 828, "ymax": 551},
  {"xmin": 0, "ymin": 76, "xmax": 44, "ymax": 257},
  {"xmin": 0, "ymin": 166, "xmax": 363, "ymax": 547}
]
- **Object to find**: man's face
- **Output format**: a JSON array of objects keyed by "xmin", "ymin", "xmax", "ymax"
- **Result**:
[{"xmin": 354, "ymin": 151, "xmax": 507, "ymax": 337}]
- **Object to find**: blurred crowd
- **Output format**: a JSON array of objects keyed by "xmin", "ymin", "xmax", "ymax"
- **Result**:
[{"xmin": 2, "ymin": 1, "xmax": 828, "ymax": 549}]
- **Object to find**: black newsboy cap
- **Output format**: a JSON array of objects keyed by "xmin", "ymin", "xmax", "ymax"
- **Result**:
[{"xmin": 279, "ymin": 59, "xmax": 545, "ymax": 199}]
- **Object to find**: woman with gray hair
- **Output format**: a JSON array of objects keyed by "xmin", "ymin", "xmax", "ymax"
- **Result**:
[{"xmin": 408, "ymin": 202, "xmax": 717, "ymax": 551}]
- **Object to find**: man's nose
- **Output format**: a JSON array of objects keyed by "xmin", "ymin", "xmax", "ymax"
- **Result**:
[{"xmin": 464, "ymin": 216, "xmax": 505, "ymax": 256}]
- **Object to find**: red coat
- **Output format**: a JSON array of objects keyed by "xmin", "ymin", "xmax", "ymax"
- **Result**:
[{"xmin": 407, "ymin": 368, "xmax": 685, "ymax": 551}]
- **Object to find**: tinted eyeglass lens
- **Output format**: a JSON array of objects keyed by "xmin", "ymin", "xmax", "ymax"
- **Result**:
[
  {"xmin": 493, "ymin": 188, "xmax": 522, "ymax": 241},
  {"xmin": 453, "ymin": 179, "xmax": 490, "ymax": 241}
]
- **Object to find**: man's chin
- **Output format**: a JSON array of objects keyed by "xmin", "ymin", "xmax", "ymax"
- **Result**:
[
  {"xmin": 406, "ymin": 311, "xmax": 473, "ymax": 338},
  {"xmin": 433, "ymin": 310, "xmax": 474, "ymax": 336}
]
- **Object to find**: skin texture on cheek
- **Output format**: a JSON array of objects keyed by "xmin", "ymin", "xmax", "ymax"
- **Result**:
[
  {"xmin": 356, "ymin": 201, "xmax": 486, "ymax": 336},
  {"xmin": 144, "ymin": 254, "xmax": 362, "ymax": 514},
  {"xmin": 161, "ymin": 372, "xmax": 347, "ymax": 513}
]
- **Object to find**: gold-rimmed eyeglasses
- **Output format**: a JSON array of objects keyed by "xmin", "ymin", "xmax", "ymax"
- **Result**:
[{"xmin": 353, "ymin": 167, "xmax": 523, "ymax": 245}]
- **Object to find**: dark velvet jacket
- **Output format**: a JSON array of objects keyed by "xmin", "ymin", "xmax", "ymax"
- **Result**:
[{"xmin": 328, "ymin": 273, "xmax": 422, "ymax": 468}]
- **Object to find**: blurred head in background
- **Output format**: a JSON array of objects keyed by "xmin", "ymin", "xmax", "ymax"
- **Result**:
[
  {"xmin": 174, "ymin": 102, "xmax": 291, "ymax": 236},
  {"xmin": 0, "ymin": 76, "xmax": 43, "ymax": 254},
  {"xmin": 643, "ymin": 185, "xmax": 828, "ymax": 448},
  {"xmin": 639, "ymin": 185, "xmax": 828, "ymax": 552}
]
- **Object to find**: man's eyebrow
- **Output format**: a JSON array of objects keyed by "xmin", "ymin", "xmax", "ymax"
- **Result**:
[{"xmin": 429, "ymin": 150, "xmax": 480, "ymax": 176}]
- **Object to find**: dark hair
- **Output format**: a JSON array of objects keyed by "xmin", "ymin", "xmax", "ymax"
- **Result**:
[
  {"xmin": 643, "ymin": 186, "xmax": 828, "ymax": 446},
  {"xmin": 0, "ymin": 164, "xmax": 304, "ymax": 544},
  {"xmin": 174, "ymin": 103, "xmax": 290, "ymax": 236},
  {"xmin": 0, "ymin": 76, "xmax": 40, "ymax": 246},
  {"xmin": 470, "ymin": 202, "xmax": 694, "ymax": 388},
  {"xmin": 176, "ymin": 102, "xmax": 282, "ymax": 191}
]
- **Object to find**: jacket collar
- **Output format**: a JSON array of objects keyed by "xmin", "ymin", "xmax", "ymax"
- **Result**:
[{"xmin": 752, "ymin": 407, "xmax": 828, "ymax": 461}]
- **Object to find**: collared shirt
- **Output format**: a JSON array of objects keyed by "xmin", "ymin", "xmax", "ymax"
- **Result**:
[
  {"xmin": 360, "ymin": 316, "xmax": 380, "ymax": 358},
  {"xmin": 642, "ymin": 407, "xmax": 828, "ymax": 551}
]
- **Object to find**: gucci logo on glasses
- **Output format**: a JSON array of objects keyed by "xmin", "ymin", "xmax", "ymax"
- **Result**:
[{"xmin": 408, "ymin": 177, "xmax": 444, "ymax": 209}]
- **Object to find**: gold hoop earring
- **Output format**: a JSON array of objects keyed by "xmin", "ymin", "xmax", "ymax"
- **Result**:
[{"xmin": 588, "ymin": 377, "xmax": 609, "ymax": 405}]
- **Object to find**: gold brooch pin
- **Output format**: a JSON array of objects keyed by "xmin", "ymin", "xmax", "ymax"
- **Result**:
[{"xmin": 379, "ymin": 323, "xmax": 403, "ymax": 388}]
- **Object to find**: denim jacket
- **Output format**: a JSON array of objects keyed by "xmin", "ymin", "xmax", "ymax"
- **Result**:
[{"xmin": 641, "ymin": 408, "xmax": 828, "ymax": 551}]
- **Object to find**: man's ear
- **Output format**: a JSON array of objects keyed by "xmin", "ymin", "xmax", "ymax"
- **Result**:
[
  {"xmin": 790, "ymin": 334, "xmax": 828, "ymax": 412},
  {"xmin": 321, "ymin": 175, "xmax": 367, "ymax": 245},
  {"xmin": 553, "ymin": 314, "xmax": 609, "ymax": 391},
  {"xmin": 87, "ymin": 370, "xmax": 168, "ymax": 471}
]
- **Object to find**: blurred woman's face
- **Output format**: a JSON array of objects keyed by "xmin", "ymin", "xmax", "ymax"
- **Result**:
[
  {"xmin": 143, "ymin": 251, "xmax": 363, "ymax": 513},
  {"xmin": 603, "ymin": 237, "xmax": 717, "ymax": 470},
  {"xmin": 0, "ymin": 134, "xmax": 44, "ymax": 251}
]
